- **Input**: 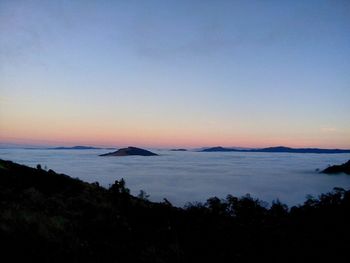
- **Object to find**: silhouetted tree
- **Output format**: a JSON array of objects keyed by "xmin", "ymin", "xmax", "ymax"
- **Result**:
[
  {"xmin": 109, "ymin": 178, "xmax": 130, "ymax": 194},
  {"xmin": 138, "ymin": 190, "xmax": 150, "ymax": 200},
  {"xmin": 270, "ymin": 199, "xmax": 288, "ymax": 217},
  {"xmin": 163, "ymin": 198, "xmax": 172, "ymax": 207},
  {"xmin": 206, "ymin": 197, "xmax": 227, "ymax": 215}
]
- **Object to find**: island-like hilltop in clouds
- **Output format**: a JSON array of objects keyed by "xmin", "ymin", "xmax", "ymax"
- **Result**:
[
  {"xmin": 100, "ymin": 147, "xmax": 158, "ymax": 157},
  {"xmin": 201, "ymin": 146, "xmax": 350, "ymax": 154},
  {"xmin": 322, "ymin": 160, "xmax": 350, "ymax": 175}
]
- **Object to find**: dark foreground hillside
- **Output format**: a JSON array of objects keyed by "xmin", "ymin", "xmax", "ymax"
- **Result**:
[{"xmin": 1, "ymin": 159, "xmax": 349, "ymax": 262}]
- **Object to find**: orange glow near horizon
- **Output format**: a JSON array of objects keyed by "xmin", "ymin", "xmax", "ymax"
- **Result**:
[
  {"xmin": 1, "ymin": 85, "xmax": 349, "ymax": 149},
  {"xmin": 1, "ymin": 128, "xmax": 350, "ymax": 149}
]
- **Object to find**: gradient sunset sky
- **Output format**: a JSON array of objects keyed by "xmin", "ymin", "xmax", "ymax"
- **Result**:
[{"xmin": 1, "ymin": 0, "xmax": 349, "ymax": 148}]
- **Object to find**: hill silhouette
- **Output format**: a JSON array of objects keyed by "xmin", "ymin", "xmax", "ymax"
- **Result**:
[
  {"xmin": 322, "ymin": 160, "xmax": 350, "ymax": 175},
  {"xmin": 100, "ymin": 146, "xmax": 158, "ymax": 156},
  {"xmin": 0, "ymin": 159, "xmax": 349, "ymax": 262}
]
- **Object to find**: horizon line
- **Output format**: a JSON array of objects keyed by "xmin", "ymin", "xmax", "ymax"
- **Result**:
[{"xmin": 1, "ymin": 142, "xmax": 350, "ymax": 150}]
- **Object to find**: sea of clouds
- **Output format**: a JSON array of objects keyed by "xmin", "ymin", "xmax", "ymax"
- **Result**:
[{"xmin": 1, "ymin": 148, "xmax": 350, "ymax": 207}]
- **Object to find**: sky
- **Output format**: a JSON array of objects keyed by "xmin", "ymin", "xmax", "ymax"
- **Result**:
[{"xmin": 0, "ymin": 0, "xmax": 350, "ymax": 148}]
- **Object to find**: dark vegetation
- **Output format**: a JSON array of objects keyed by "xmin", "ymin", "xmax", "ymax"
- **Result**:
[
  {"xmin": 1, "ymin": 159, "xmax": 350, "ymax": 262},
  {"xmin": 100, "ymin": 146, "xmax": 158, "ymax": 156},
  {"xmin": 201, "ymin": 146, "xmax": 350, "ymax": 153},
  {"xmin": 322, "ymin": 160, "xmax": 350, "ymax": 175}
]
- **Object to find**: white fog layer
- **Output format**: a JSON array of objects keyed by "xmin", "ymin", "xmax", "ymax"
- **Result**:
[{"xmin": 1, "ymin": 149, "xmax": 350, "ymax": 207}]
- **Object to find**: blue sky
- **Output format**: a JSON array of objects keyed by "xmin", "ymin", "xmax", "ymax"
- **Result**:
[{"xmin": 1, "ymin": 0, "xmax": 349, "ymax": 148}]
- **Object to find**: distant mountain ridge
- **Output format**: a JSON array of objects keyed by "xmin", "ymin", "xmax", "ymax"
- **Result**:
[
  {"xmin": 53, "ymin": 146, "xmax": 100, "ymax": 150},
  {"xmin": 52, "ymin": 146, "xmax": 116, "ymax": 150},
  {"xmin": 201, "ymin": 146, "xmax": 350, "ymax": 154}
]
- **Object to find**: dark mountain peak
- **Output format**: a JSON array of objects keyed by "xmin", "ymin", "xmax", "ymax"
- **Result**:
[{"xmin": 100, "ymin": 147, "xmax": 158, "ymax": 157}]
